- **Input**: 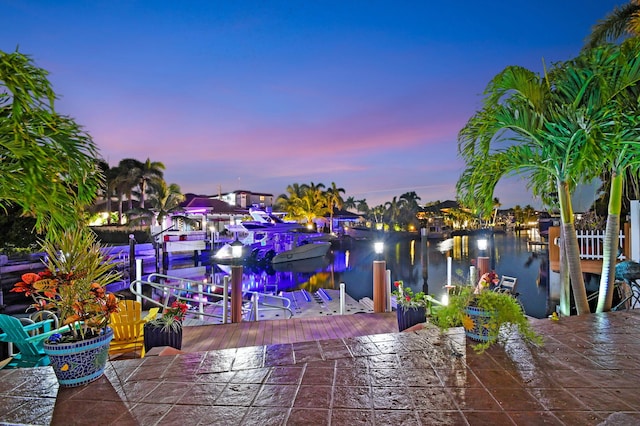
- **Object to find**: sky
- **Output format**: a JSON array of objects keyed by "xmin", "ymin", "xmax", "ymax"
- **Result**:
[{"xmin": 1, "ymin": 1, "xmax": 624, "ymax": 209}]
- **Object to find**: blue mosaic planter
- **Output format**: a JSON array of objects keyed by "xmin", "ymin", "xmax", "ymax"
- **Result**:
[
  {"xmin": 463, "ymin": 306, "xmax": 496, "ymax": 343},
  {"xmin": 44, "ymin": 327, "xmax": 113, "ymax": 387}
]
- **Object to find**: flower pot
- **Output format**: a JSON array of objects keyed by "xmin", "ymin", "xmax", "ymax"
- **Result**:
[
  {"xmin": 396, "ymin": 305, "xmax": 426, "ymax": 332},
  {"xmin": 44, "ymin": 327, "xmax": 113, "ymax": 387},
  {"xmin": 143, "ymin": 323, "xmax": 183, "ymax": 353},
  {"xmin": 462, "ymin": 306, "xmax": 496, "ymax": 343}
]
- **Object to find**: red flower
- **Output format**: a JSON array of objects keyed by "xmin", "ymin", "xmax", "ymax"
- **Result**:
[
  {"xmin": 394, "ymin": 281, "xmax": 401, "ymax": 288},
  {"xmin": 405, "ymin": 296, "xmax": 411, "ymax": 302}
]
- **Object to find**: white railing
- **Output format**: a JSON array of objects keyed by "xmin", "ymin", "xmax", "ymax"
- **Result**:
[
  {"xmin": 130, "ymin": 273, "xmax": 293, "ymax": 324},
  {"xmin": 575, "ymin": 229, "xmax": 625, "ymax": 261}
]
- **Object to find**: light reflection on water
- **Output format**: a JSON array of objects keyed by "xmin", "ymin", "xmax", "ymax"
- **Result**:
[{"xmin": 167, "ymin": 229, "xmax": 551, "ymax": 319}]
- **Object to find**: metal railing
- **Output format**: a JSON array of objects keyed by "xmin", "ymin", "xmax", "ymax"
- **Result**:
[{"xmin": 130, "ymin": 273, "xmax": 293, "ymax": 324}]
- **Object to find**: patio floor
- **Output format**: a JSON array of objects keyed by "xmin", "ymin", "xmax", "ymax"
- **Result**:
[{"xmin": 1, "ymin": 310, "xmax": 640, "ymax": 425}]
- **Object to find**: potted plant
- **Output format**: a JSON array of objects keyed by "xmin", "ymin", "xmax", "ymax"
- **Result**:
[
  {"xmin": 393, "ymin": 281, "xmax": 428, "ymax": 331},
  {"xmin": 11, "ymin": 228, "xmax": 121, "ymax": 386},
  {"xmin": 431, "ymin": 272, "xmax": 542, "ymax": 353},
  {"xmin": 143, "ymin": 300, "xmax": 189, "ymax": 353}
]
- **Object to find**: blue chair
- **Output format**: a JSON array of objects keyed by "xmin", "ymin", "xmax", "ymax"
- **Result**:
[{"xmin": 0, "ymin": 313, "xmax": 67, "ymax": 368}]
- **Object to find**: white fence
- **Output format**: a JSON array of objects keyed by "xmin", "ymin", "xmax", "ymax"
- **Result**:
[{"xmin": 576, "ymin": 230, "xmax": 626, "ymax": 261}]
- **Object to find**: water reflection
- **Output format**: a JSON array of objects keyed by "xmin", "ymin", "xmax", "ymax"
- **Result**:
[{"xmin": 166, "ymin": 229, "xmax": 550, "ymax": 319}]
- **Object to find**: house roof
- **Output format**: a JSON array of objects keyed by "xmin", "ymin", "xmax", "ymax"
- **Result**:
[{"xmin": 181, "ymin": 196, "xmax": 244, "ymax": 214}]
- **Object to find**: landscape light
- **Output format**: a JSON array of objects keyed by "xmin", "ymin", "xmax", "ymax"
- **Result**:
[{"xmin": 477, "ymin": 238, "xmax": 488, "ymax": 251}]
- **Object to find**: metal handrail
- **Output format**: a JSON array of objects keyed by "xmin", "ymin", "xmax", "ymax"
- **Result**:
[{"xmin": 130, "ymin": 273, "xmax": 293, "ymax": 324}]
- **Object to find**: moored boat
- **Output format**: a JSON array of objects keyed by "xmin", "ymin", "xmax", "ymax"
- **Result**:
[{"xmin": 271, "ymin": 241, "xmax": 331, "ymax": 264}]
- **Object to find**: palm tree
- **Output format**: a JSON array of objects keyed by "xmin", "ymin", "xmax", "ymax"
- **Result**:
[
  {"xmin": 116, "ymin": 159, "xmax": 142, "ymax": 211},
  {"xmin": 459, "ymin": 40, "xmax": 640, "ymax": 315},
  {"xmin": 137, "ymin": 158, "xmax": 165, "ymax": 209},
  {"xmin": 356, "ymin": 199, "xmax": 369, "ymax": 215},
  {"xmin": 457, "ymin": 64, "xmax": 598, "ymax": 315},
  {"xmin": 325, "ymin": 182, "xmax": 345, "ymax": 233},
  {"xmin": 585, "ymin": 1, "xmax": 640, "ymax": 48},
  {"xmin": 343, "ymin": 196, "xmax": 357, "ymax": 211},
  {"xmin": 0, "ymin": 50, "xmax": 103, "ymax": 237},
  {"xmin": 384, "ymin": 197, "xmax": 406, "ymax": 230},
  {"xmin": 128, "ymin": 180, "xmax": 184, "ymax": 227}
]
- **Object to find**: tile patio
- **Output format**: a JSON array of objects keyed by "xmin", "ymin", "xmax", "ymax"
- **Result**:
[{"xmin": 1, "ymin": 310, "xmax": 640, "ymax": 425}]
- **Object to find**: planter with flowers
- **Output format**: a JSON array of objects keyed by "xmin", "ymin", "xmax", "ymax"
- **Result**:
[
  {"xmin": 12, "ymin": 229, "xmax": 121, "ymax": 386},
  {"xmin": 431, "ymin": 271, "xmax": 542, "ymax": 353},
  {"xmin": 143, "ymin": 300, "xmax": 189, "ymax": 353},
  {"xmin": 393, "ymin": 281, "xmax": 428, "ymax": 332}
]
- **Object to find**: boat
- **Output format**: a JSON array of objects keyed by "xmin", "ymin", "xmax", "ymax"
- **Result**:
[
  {"xmin": 271, "ymin": 241, "xmax": 331, "ymax": 264},
  {"xmin": 422, "ymin": 217, "xmax": 451, "ymax": 240},
  {"xmin": 345, "ymin": 226, "xmax": 373, "ymax": 240}
]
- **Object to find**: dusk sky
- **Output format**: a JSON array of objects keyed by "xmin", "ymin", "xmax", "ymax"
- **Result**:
[{"xmin": 2, "ymin": 1, "xmax": 623, "ymax": 209}]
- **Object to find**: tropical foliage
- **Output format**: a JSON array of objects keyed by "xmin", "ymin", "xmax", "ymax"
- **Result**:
[
  {"xmin": 431, "ymin": 285, "xmax": 543, "ymax": 353},
  {"xmin": 0, "ymin": 50, "xmax": 103, "ymax": 238},
  {"xmin": 11, "ymin": 228, "xmax": 121, "ymax": 342},
  {"xmin": 456, "ymin": 38, "xmax": 640, "ymax": 315}
]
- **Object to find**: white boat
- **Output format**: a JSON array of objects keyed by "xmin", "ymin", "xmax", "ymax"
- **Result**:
[
  {"xmin": 271, "ymin": 241, "xmax": 331, "ymax": 264},
  {"xmin": 345, "ymin": 226, "xmax": 373, "ymax": 240}
]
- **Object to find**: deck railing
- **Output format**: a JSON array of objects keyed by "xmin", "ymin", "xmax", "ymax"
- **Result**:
[
  {"xmin": 130, "ymin": 273, "xmax": 293, "ymax": 325},
  {"xmin": 575, "ymin": 229, "xmax": 626, "ymax": 261}
]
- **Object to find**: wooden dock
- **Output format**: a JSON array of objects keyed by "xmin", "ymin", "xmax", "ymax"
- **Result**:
[{"xmin": 181, "ymin": 312, "xmax": 399, "ymax": 352}]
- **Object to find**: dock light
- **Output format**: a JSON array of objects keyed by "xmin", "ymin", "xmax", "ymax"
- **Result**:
[
  {"xmin": 231, "ymin": 238, "xmax": 244, "ymax": 260},
  {"xmin": 230, "ymin": 239, "xmax": 244, "ymax": 323},
  {"xmin": 477, "ymin": 238, "xmax": 488, "ymax": 251},
  {"xmin": 374, "ymin": 241, "xmax": 384, "ymax": 255}
]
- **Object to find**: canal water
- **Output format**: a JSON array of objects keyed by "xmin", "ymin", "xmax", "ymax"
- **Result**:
[{"xmin": 164, "ymin": 228, "xmax": 551, "ymax": 319}]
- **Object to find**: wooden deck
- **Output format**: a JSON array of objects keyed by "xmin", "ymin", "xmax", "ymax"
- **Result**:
[{"xmin": 181, "ymin": 312, "xmax": 399, "ymax": 352}]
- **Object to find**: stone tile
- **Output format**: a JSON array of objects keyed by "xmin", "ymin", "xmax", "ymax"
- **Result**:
[
  {"xmin": 252, "ymin": 384, "xmax": 298, "ymax": 407},
  {"xmin": 215, "ymin": 383, "xmax": 261, "ymax": 406},
  {"xmin": 241, "ymin": 407, "xmax": 289, "ymax": 425},
  {"xmin": 286, "ymin": 408, "xmax": 329, "ymax": 425},
  {"xmin": 176, "ymin": 382, "xmax": 226, "ymax": 405},
  {"xmin": 331, "ymin": 408, "xmax": 374, "ymax": 425},
  {"xmin": 371, "ymin": 386, "xmax": 413, "ymax": 410},
  {"xmin": 301, "ymin": 366, "xmax": 334, "ymax": 386},
  {"xmin": 415, "ymin": 410, "xmax": 468, "ymax": 425},
  {"xmin": 265, "ymin": 366, "xmax": 304, "ymax": 385},
  {"xmin": 332, "ymin": 386, "xmax": 372, "ymax": 409},
  {"xmin": 294, "ymin": 385, "xmax": 331, "ymax": 408},
  {"xmin": 373, "ymin": 409, "xmax": 421, "ymax": 425}
]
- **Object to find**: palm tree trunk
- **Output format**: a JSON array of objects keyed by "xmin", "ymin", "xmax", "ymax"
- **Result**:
[
  {"xmin": 596, "ymin": 172, "xmax": 623, "ymax": 312},
  {"xmin": 558, "ymin": 179, "xmax": 590, "ymax": 315}
]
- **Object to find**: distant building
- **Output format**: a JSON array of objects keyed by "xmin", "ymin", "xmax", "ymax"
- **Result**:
[{"xmin": 213, "ymin": 190, "xmax": 274, "ymax": 209}]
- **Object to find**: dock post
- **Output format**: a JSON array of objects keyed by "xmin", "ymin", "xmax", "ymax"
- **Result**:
[
  {"xmin": 135, "ymin": 259, "xmax": 142, "ymax": 304},
  {"xmin": 373, "ymin": 260, "xmax": 387, "ymax": 313},
  {"xmin": 222, "ymin": 276, "xmax": 229, "ymax": 323},
  {"xmin": 231, "ymin": 265, "xmax": 243, "ymax": 323},
  {"xmin": 477, "ymin": 256, "xmax": 490, "ymax": 278},
  {"xmin": 339, "ymin": 283, "xmax": 345, "ymax": 315}
]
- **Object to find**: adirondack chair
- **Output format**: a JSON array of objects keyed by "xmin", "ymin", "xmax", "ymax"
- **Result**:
[
  {"xmin": 0, "ymin": 313, "xmax": 67, "ymax": 368},
  {"xmin": 109, "ymin": 300, "xmax": 158, "ymax": 358},
  {"xmin": 494, "ymin": 276, "xmax": 518, "ymax": 296}
]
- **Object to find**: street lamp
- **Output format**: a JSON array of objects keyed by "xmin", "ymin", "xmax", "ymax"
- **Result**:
[
  {"xmin": 372, "ymin": 241, "xmax": 386, "ymax": 313},
  {"xmin": 230, "ymin": 238, "xmax": 244, "ymax": 323}
]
